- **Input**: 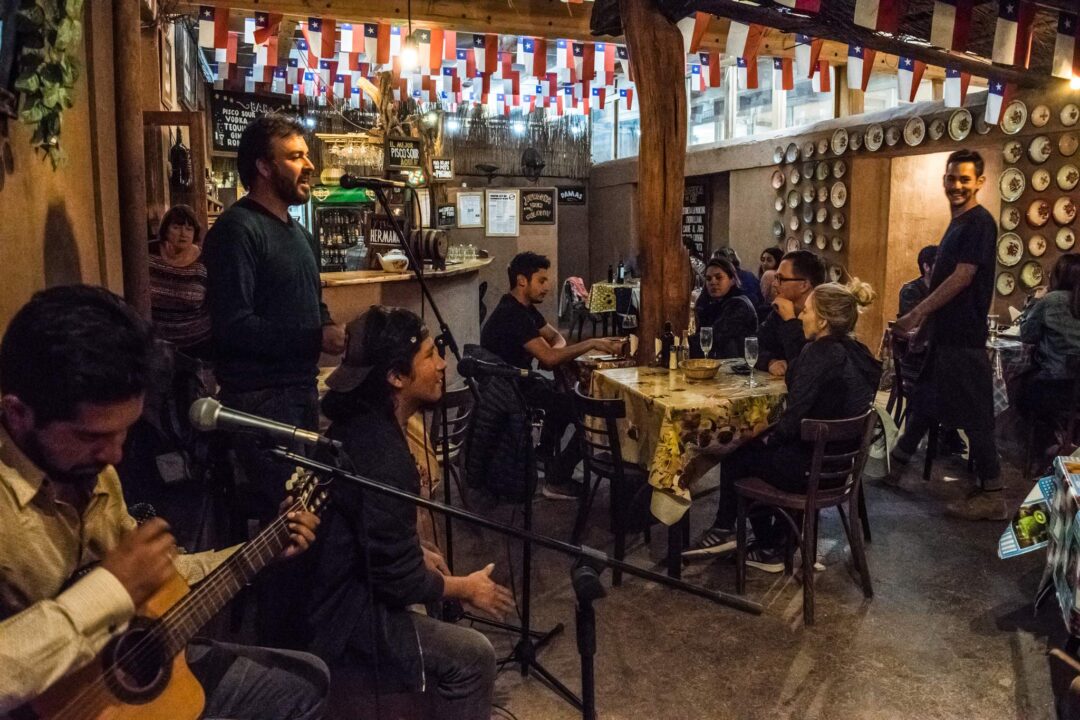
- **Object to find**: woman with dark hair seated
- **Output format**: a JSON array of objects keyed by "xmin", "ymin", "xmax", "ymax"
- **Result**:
[
  {"xmin": 692, "ymin": 257, "xmax": 758, "ymax": 359},
  {"xmin": 307, "ymin": 306, "xmax": 513, "ymax": 720},
  {"xmin": 1018, "ymin": 254, "xmax": 1080, "ymax": 421},
  {"xmin": 684, "ymin": 281, "xmax": 882, "ymax": 569}
]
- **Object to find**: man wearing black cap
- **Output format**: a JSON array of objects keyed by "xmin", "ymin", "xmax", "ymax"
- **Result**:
[{"xmin": 307, "ymin": 306, "xmax": 513, "ymax": 720}]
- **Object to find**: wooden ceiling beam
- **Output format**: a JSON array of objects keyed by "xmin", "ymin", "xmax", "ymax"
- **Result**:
[{"xmin": 182, "ymin": 0, "xmax": 603, "ymax": 42}]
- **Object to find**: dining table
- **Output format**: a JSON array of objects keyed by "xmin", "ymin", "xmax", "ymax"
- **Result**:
[{"xmin": 590, "ymin": 362, "xmax": 789, "ymax": 577}]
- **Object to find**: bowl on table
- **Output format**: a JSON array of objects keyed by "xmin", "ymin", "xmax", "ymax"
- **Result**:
[{"xmin": 680, "ymin": 358, "xmax": 721, "ymax": 381}]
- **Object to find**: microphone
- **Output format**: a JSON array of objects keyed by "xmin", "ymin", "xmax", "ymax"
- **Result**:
[
  {"xmin": 339, "ymin": 174, "xmax": 408, "ymax": 190},
  {"xmin": 189, "ymin": 398, "xmax": 341, "ymax": 449},
  {"xmin": 458, "ymin": 357, "xmax": 539, "ymax": 380}
]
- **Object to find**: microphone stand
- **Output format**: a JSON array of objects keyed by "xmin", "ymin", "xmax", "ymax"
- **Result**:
[{"xmin": 269, "ymin": 448, "xmax": 762, "ymax": 719}]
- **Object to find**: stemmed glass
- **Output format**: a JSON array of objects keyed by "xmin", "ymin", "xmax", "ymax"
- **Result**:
[
  {"xmin": 699, "ymin": 326, "xmax": 713, "ymax": 359},
  {"xmin": 744, "ymin": 336, "xmax": 760, "ymax": 388}
]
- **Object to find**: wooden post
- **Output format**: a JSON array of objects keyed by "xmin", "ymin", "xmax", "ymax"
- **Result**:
[
  {"xmin": 114, "ymin": 0, "xmax": 150, "ymax": 317},
  {"xmin": 618, "ymin": 0, "xmax": 689, "ymax": 362}
]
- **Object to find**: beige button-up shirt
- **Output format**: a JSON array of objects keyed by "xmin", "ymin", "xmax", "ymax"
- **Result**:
[{"xmin": 0, "ymin": 423, "xmax": 234, "ymax": 713}]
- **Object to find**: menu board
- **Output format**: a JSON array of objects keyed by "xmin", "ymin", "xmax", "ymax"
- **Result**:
[
  {"xmin": 437, "ymin": 204, "xmax": 457, "ymax": 228},
  {"xmin": 485, "ymin": 189, "xmax": 520, "ymax": 237},
  {"xmin": 521, "ymin": 188, "xmax": 556, "ymax": 225},
  {"xmin": 682, "ymin": 181, "xmax": 710, "ymax": 258},
  {"xmin": 210, "ymin": 90, "xmax": 293, "ymax": 152},
  {"xmin": 384, "ymin": 136, "xmax": 423, "ymax": 171},
  {"xmin": 431, "ymin": 158, "xmax": 454, "ymax": 180},
  {"xmin": 456, "ymin": 191, "xmax": 484, "ymax": 228}
]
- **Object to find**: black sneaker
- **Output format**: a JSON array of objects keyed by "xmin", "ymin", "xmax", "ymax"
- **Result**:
[
  {"xmin": 541, "ymin": 478, "xmax": 582, "ymax": 501},
  {"xmin": 745, "ymin": 545, "xmax": 784, "ymax": 573},
  {"xmin": 682, "ymin": 527, "xmax": 738, "ymax": 559}
]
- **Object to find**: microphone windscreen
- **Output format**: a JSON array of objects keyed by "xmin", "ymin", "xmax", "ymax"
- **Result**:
[
  {"xmin": 457, "ymin": 357, "xmax": 480, "ymax": 378},
  {"xmin": 189, "ymin": 397, "xmax": 221, "ymax": 431}
]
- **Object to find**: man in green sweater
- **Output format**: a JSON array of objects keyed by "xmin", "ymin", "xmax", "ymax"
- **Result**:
[{"xmin": 203, "ymin": 114, "xmax": 345, "ymax": 645}]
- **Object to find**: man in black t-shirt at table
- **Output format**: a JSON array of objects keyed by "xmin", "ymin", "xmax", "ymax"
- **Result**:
[
  {"xmin": 891, "ymin": 149, "xmax": 1004, "ymax": 521},
  {"xmin": 481, "ymin": 252, "xmax": 623, "ymax": 499}
]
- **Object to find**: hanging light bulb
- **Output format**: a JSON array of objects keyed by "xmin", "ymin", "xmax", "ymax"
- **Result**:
[
  {"xmin": 401, "ymin": 0, "xmax": 418, "ymax": 72},
  {"xmin": 1072, "ymin": 75, "xmax": 1080, "ymax": 90}
]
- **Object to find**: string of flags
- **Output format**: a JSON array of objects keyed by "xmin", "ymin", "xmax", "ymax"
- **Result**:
[{"xmin": 197, "ymin": 1, "xmax": 1078, "ymax": 125}]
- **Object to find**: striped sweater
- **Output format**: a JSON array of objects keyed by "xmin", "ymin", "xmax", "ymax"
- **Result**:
[{"xmin": 148, "ymin": 251, "xmax": 212, "ymax": 349}]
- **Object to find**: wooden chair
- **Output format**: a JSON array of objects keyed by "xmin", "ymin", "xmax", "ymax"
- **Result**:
[
  {"xmin": 430, "ymin": 384, "xmax": 475, "ymax": 508},
  {"xmin": 570, "ymin": 382, "xmax": 652, "ymax": 587},
  {"xmin": 1022, "ymin": 354, "xmax": 1080, "ymax": 480},
  {"xmin": 735, "ymin": 408, "xmax": 877, "ymax": 626}
]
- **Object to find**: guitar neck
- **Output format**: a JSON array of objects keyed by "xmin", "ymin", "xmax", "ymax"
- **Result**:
[{"xmin": 159, "ymin": 509, "xmax": 295, "ymax": 654}]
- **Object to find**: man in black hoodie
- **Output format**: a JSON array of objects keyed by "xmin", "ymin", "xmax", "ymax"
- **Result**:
[{"xmin": 755, "ymin": 250, "xmax": 826, "ymax": 376}]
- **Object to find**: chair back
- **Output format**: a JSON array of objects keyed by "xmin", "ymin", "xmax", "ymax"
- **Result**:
[
  {"xmin": 572, "ymin": 382, "xmax": 627, "ymax": 481},
  {"xmin": 431, "ymin": 384, "xmax": 474, "ymax": 463},
  {"xmin": 800, "ymin": 408, "xmax": 878, "ymax": 505},
  {"xmin": 478, "ymin": 281, "xmax": 489, "ymax": 325}
]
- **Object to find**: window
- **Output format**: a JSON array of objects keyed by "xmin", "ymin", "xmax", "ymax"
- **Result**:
[
  {"xmin": 618, "ymin": 100, "xmax": 641, "ymax": 159},
  {"xmin": 689, "ymin": 84, "xmax": 728, "ymax": 146},
  {"xmin": 785, "ymin": 68, "xmax": 835, "ymax": 129},
  {"xmin": 733, "ymin": 62, "xmax": 775, "ymax": 138},
  {"xmin": 863, "ymin": 73, "xmax": 898, "ymax": 114},
  {"xmin": 590, "ymin": 108, "xmax": 614, "ymax": 163}
]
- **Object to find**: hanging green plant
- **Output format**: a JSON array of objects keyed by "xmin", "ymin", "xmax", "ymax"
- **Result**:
[{"xmin": 13, "ymin": 0, "xmax": 84, "ymax": 169}]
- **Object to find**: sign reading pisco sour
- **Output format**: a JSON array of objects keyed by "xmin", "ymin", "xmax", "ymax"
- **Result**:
[{"xmin": 384, "ymin": 136, "xmax": 423, "ymax": 172}]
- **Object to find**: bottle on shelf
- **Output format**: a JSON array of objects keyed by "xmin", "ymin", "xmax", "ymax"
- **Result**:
[{"xmin": 660, "ymin": 322, "xmax": 675, "ymax": 369}]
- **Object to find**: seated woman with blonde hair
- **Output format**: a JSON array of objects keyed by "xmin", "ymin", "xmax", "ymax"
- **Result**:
[{"xmin": 683, "ymin": 279, "xmax": 882, "ymax": 570}]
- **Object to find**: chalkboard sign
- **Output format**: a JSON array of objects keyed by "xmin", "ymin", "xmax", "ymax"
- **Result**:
[
  {"xmin": 385, "ymin": 136, "xmax": 423, "ymax": 172},
  {"xmin": 431, "ymin": 158, "xmax": 454, "ymax": 181},
  {"xmin": 558, "ymin": 187, "xmax": 586, "ymax": 205},
  {"xmin": 520, "ymin": 188, "xmax": 556, "ymax": 225},
  {"xmin": 437, "ymin": 204, "xmax": 457, "ymax": 228},
  {"xmin": 210, "ymin": 90, "xmax": 293, "ymax": 152},
  {"xmin": 682, "ymin": 182, "xmax": 710, "ymax": 258}
]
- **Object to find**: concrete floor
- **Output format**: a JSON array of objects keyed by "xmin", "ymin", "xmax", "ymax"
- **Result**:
[{"xmin": 448, "ymin": 438, "xmax": 1066, "ymax": 720}]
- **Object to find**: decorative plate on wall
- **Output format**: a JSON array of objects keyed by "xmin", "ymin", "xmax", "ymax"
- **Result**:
[
  {"xmin": 866, "ymin": 124, "xmax": 884, "ymax": 151},
  {"xmin": 975, "ymin": 116, "xmax": 992, "ymax": 134},
  {"xmin": 1058, "ymin": 163, "xmax": 1080, "ymax": 191},
  {"xmin": 1003, "ymin": 140, "xmax": 1023, "ymax": 164},
  {"xmin": 1057, "ymin": 227, "xmax": 1077, "ymax": 251},
  {"xmin": 1001, "ymin": 100, "xmax": 1027, "ymax": 134},
  {"xmin": 802, "ymin": 160, "xmax": 816, "ymax": 178},
  {"xmin": 928, "ymin": 118, "xmax": 946, "ymax": 141},
  {"xmin": 815, "ymin": 161, "xmax": 830, "ymax": 181},
  {"xmin": 828, "ymin": 264, "xmax": 844, "ymax": 283},
  {"xmin": 850, "ymin": 131, "xmax": 864, "ymax": 151},
  {"xmin": 996, "ymin": 232, "xmax": 1023, "ymax": 267},
  {"xmin": 774, "ymin": 196, "xmax": 785, "ymax": 212},
  {"xmin": 1060, "ymin": 133, "xmax": 1079, "ymax": 157},
  {"xmin": 802, "ymin": 140, "xmax": 816, "ymax": 159},
  {"xmin": 1028, "ymin": 234, "xmax": 1047, "ymax": 257},
  {"xmin": 816, "ymin": 206, "xmax": 829, "ymax": 223},
  {"xmin": 1000, "ymin": 206, "xmax": 1021, "ymax": 231},
  {"xmin": 815, "ymin": 233, "xmax": 828, "ymax": 250},
  {"xmin": 803, "ymin": 185, "xmax": 815, "ymax": 203},
  {"xmin": 788, "ymin": 189, "xmax": 801, "ymax": 208},
  {"xmin": 803, "ymin": 204, "xmax": 815, "ymax": 224},
  {"xmin": 996, "ymin": 271, "xmax": 1016, "ymax": 296},
  {"xmin": 804, "ymin": 228, "xmax": 816, "ymax": 245},
  {"xmin": 1030, "ymin": 104, "xmax": 1051, "ymax": 128},
  {"xmin": 948, "ymin": 109, "xmax": 972, "ymax": 141},
  {"xmin": 1032, "ymin": 168, "xmax": 1052, "ymax": 192},
  {"xmin": 831, "ymin": 236, "xmax": 844, "ymax": 252},
  {"xmin": 830, "ymin": 211, "xmax": 846, "ymax": 230},
  {"xmin": 1026, "ymin": 199, "xmax": 1051, "ymax": 228},
  {"xmin": 786, "ymin": 236, "xmax": 800, "ymax": 252},
  {"xmin": 903, "ymin": 117, "xmax": 925, "ymax": 146},
  {"xmin": 830, "ymin": 181, "xmax": 848, "ymax": 208},
  {"xmin": 1053, "ymin": 196, "xmax": 1077, "ymax": 225},
  {"xmin": 785, "ymin": 143, "xmax": 800, "ymax": 163},
  {"xmin": 774, "ymin": 146, "xmax": 786, "ymax": 164},
  {"xmin": 1062, "ymin": 103, "xmax": 1080, "ymax": 127},
  {"xmin": 816, "ymin": 185, "xmax": 829, "ymax": 203},
  {"xmin": 1028, "ymin": 135, "xmax": 1053, "ymax": 164},
  {"xmin": 1019, "ymin": 261, "xmax": 1043, "ymax": 289},
  {"xmin": 789, "ymin": 167, "xmax": 801, "ymax": 185},
  {"xmin": 832, "ymin": 159, "xmax": 847, "ymax": 179},
  {"xmin": 831, "ymin": 128, "xmax": 849, "ymax": 155},
  {"xmin": 773, "ymin": 220, "xmax": 785, "ymax": 238},
  {"xmin": 771, "ymin": 169, "xmax": 785, "ymax": 189},
  {"xmin": 789, "ymin": 215, "xmax": 801, "ymax": 231},
  {"xmin": 999, "ymin": 167, "xmax": 1025, "ymax": 202},
  {"xmin": 817, "ymin": 138, "xmax": 830, "ymax": 156},
  {"xmin": 885, "ymin": 126, "xmax": 901, "ymax": 146}
]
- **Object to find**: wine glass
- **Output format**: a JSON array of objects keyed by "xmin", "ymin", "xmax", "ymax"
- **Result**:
[
  {"xmin": 699, "ymin": 326, "xmax": 713, "ymax": 359},
  {"xmin": 744, "ymin": 336, "xmax": 760, "ymax": 388}
]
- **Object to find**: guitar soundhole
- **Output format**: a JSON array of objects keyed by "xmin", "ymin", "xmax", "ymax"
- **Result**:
[{"xmin": 102, "ymin": 619, "xmax": 171, "ymax": 704}]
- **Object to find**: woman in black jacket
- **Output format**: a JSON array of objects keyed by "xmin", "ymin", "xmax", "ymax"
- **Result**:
[
  {"xmin": 305, "ymin": 306, "xmax": 513, "ymax": 720},
  {"xmin": 692, "ymin": 257, "xmax": 759, "ymax": 359},
  {"xmin": 684, "ymin": 281, "xmax": 882, "ymax": 570}
]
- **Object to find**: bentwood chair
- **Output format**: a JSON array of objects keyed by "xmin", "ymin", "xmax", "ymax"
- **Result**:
[
  {"xmin": 570, "ymin": 383, "xmax": 653, "ymax": 586},
  {"xmin": 735, "ymin": 408, "xmax": 877, "ymax": 626}
]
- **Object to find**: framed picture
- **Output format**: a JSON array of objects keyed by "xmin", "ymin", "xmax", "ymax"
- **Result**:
[
  {"xmin": 160, "ymin": 28, "xmax": 175, "ymax": 109},
  {"xmin": 520, "ymin": 188, "xmax": 557, "ymax": 225},
  {"xmin": 174, "ymin": 21, "xmax": 197, "ymax": 111},
  {"xmin": 456, "ymin": 191, "xmax": 484, "ymax": 228},
  {"xmin": 485, "ymin": 188, "xmax": 520, "ymax": 237},
  {"xmin": 0, "ymin": 0, "xmax": 21, "ymax": 118}
]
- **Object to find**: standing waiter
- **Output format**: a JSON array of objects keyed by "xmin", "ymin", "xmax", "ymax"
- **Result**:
[
  {"xmin": 203, "ymin": 114, "xmax": 345, "ymax": 644},
  {"xmin": 890, "ymin": 150, "xmax": 1004, "ymax": 521}
]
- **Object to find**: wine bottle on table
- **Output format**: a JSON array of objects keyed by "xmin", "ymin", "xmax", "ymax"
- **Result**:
[
  {"xmin": 660, "ymin": 322, "xmax": 675, "ymax": 369},
  {"xmin": 617, "ymin": 260, "xmax": 626, "ymax": 283}
]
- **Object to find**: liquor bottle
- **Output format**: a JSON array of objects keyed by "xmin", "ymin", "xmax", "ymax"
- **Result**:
[
  {"xmin": 617, "ymin": 261, "xmax": 626, "ymax": 284},
  {"xmin": 660, "ymin": 322, "xmax": 675, "ymax": 369},
  {"xmin": 607, "ymin": 264, "xmax": 614, "ymax": 283}
]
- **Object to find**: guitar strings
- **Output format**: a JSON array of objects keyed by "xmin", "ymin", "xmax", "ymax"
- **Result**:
[{"xmin": 47, "ymin": 495, "xmax": 311, "ymax": 719}]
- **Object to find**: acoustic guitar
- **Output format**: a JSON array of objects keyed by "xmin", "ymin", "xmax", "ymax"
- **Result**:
[{"xmin": 20, "ymin": 474, "xmax": 329, "ymax": 720}]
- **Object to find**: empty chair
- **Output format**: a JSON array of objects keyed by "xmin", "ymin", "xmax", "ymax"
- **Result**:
[{"xmin": 735, "ymin": 408, "xmax": 877, "ymax": 625}]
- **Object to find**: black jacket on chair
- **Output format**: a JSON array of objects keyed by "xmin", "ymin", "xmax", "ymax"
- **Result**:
[{"xmin": 463, "ymin": 345, "xmax": 534, "ymax": 503}]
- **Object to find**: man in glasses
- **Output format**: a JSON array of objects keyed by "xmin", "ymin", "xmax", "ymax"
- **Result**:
[{"xmin": 756, "ymin": 250, "xmax": 826, "ymax": 377}]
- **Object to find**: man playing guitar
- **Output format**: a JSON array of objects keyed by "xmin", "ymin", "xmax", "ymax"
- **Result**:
[{"xmin": 0, "ymin": 286, "xmax": 326, "ymax": 719}]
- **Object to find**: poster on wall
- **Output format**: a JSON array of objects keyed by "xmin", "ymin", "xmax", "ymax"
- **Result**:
[
  {"xmin": 210, "ymin": 90, "xmax": 293, "ymax": 152},
  {"xmin": 521, "ymin": 188, "xmax": 557, "ymax": 225},
  {"xmin": 437, "ymin": 204, "xmax": 457, "ymax": 228},
  {"xmin": 384, "ymin": 136, "xmax": 423, "ymax": 172},
  {"xmin": 682, "ymin": 182, "xmax": 710, "ymax": 258},
  {"xmin": 456, "ymin": 191, "xmax": 484, "ymax": 228},
  {"xmin": 486, "ymin": 189, "xmax": 520, "ymax": 237},
  {"xmin": 431, "ymin": 158, "xmax": 454, "ymax": 180}
]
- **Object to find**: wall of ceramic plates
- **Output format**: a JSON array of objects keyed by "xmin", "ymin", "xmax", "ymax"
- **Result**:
[
  {"xmin": 993, "ymin": 101, "xmax": 1078, "ymax": 302},
  {"xmin": 769, "ymin": 129, "xmax": 852, "ymax": 284}
]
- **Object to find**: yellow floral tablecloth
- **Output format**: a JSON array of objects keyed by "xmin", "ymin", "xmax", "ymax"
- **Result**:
[
  {"xmin": 591, "ymin": 364, "xmax": 787, "ymax": 523},
  {"xmin": 587, "ymin": 281, "xmax": 641, "ymax": 314}
]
